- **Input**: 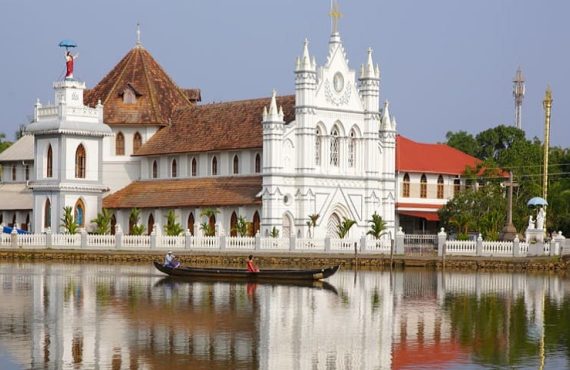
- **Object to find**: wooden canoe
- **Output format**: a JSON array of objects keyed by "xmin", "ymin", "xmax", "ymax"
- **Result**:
[{"xmin": 153, "ymin": 261, "xmax": 340, "ymax": 281}]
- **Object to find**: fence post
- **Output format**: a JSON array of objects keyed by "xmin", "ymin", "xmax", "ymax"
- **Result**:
[
  {"xmin": 513, "ymin": 235, "xmax": 521, "ymax": 257},
  {"xmin": 289, "ymin": 236, "xmax": 296, "ymax": 251},
  {"xmin": 437, "ymin": 228, "xmax": 447, "ymax": 257},
  {"xmin": 184, "ymin": 229, "xmax": 192, "ymax": 250},
  {"xmin": 11, "ymin": 225, "xmax": 18, "ymax": 248},
  {"xmin": 255, "ymin": 231, "xmax": 261, "ymax": 251},
  {"xmin": 395, "ymin": 227, "xmax": 405, "ymax": 254},
  {"xmin": 115, "ymin": 225, "xmax": 123, "ymax": 249},
  {"xmin": 80, "ymin": 228, "xmax": 87, "ymax": 249},
  {"xmin": 150, "ymin": 225, "xmax": 157, "ymax": 249},
  {"xmin": 360, "ymin": 234, "xmax": 367, "ymax": 252},
  {"xmin": 219, "ymin": 234, "xmax": 226, "ymax": 250},
  {"xmin": 553, "ymin": 231, "xmax": 565, "ymax": 256},
  {"xmin": 46, "ymin": 227, "xmax": 53, "ymax": 248},
  {"xmin": 324, "ymin": 237, "xmax": 331, "ymax": 252},
  {"xmin": 476, "ymin": 234, "xmax": 483, "ymax": 256}
]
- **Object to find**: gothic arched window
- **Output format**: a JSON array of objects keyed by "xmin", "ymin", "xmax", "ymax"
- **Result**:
[
  {"xmin": 75, "ymin": 144, "xmax": 86, "ymax": 178},
  {"xmin": 11, "ymin": 165, "xmax": 16, "ymax": 181},
  {"xmin": 212, "ymin": 156, "xmax": 218, "ymax": 176},
  {"xmin": 47, "ymin": 144, "xmax": 53, "ymax": 178},
  {"xmin": 171, "ymin": 159, "xmax": 177, "ymax": 178},
  {"xmin": 420, "ymin": 174, "xmax": 427, "ymax": 198},
  {"xmin": 230, "ymin": 212, "xmax": 238, "ymax": 237},
  {"xmin": 152, "ymin": 160, "xmax": 158, "ymax": 179},
  {"xmin": 252, "ymin": 211, "xmax": 260, "ymax": 236},
  {"xmin": 233, "ymin": 155, "xmax": 239, "ymax": 174},
  {"xmin": 187, "ymin": 213, "xmax": 195, "ymax": 235},
  {"xmin": 191, "ymin": 158, "xmax": 197, "ymax": 176},
  {"xmin": 403, "ymin": 173, "xmax": 410, "ymax": 198},
  {"xmin": 74, "ymin": 199, "xmax": 85, "ymax": 227},
  {"xmin": 315, "ymin": 128, "xmax": 322, "ymax": 166},
  {"xmin": 116, "ymin": 132, "xmax": 125, "ymax": 155},
  {"xmin": 454, "ymin": 178, "xmax": 461, "ymax": 196},
  {"xmin": 348, "ymin": 130, "xmax": 356, "ymax": 168},
  {"xmin": 147, "ymin": 214, "xmax": 154, "ymax": 235},
  {"xmin": 44, "ymin": 199, "xmax": 51, "ymax": 229},
  {"xmin": 133, "ymin": 132, "xmax": 142, "ymax": 153},
  {"xmin": 255, "ymin": 154, "xmax": 261, "ymax": 173},
  {"xmin": 437, "ymin": 175, "xmax": 444, "ymax": 199},
  {"xmin": 330, "ymin": 128, "xmax": 339, "ymax": 167}
]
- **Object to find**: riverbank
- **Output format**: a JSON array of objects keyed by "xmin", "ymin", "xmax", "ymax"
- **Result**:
[{"xmin": 1, "ymin": 248, "xmax": 569, "ymax": 272}]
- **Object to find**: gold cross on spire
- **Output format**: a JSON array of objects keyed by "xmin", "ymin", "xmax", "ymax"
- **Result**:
[{"xmin": 330, "ymin": 0, "xmax": 342, "ymax": 34}]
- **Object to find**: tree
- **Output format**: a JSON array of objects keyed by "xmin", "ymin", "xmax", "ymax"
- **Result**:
[
  {"xmin": 164, "ymin": 210, "xmax": 183, "ymax": 236},
  {"xmin": 475, "ymin": 125, "xmax": 526, "ymax": 161},
  {"xmin": 60, "ymin": 206, "xmax": 79, "ymax": 234},
  {"xmin": 336, "ymin": 217, "xmax": 356, "ymax": 239},
  {"xmin": 129, "ymin": 208, "xmax": 145, "ymax": 235},
  {"xmin": 445, "ymin": 130, "xmax": 478, "ymax": 157},
  {"xmin": 307, "ymin": 213, "xmax": 319, "ymax": 238},
  {"xmin": 232, "ymin": 215, "xmax": 250, "ymax": 237},
  {"xmin": 91, "ymin": 209, "xmax": 112, "ymax": 235},
  {"xmin": 0, "ymin": 132, "xmax": 12, "ymax": 153},
  {"xmin": 270, "ymin": 226, "xmax": 280, "ymax": 238},
  {"xmin": 367, "ymin": 212, "xmax": 387, "ymax": 239},
  {"xmin": 199, "ymin": 208, "xmax": 219, "ymax": 237}
]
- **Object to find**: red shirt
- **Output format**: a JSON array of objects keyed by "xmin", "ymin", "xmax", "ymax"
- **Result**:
[{"xmin": 246, "ymin": 260, "xmax": 259, "ymax": 272}]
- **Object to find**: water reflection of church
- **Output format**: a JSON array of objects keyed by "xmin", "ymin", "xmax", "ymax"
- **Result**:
[{"xmin": 0, "ymin": 264, "xmax": 568, "ymax": 369}]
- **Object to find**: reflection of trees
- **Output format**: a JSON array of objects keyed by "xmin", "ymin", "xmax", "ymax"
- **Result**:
[
  {"xmin": 444, "ymin": 294, "xmax": 538, "ymax": 367},
  {"xmin": 544, "ymin": 297, "xmax": 570, "ymax": 361}
]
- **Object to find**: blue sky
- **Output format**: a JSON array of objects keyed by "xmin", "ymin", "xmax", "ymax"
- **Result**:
[{"xmin": 0, "ymin": 0, "xmax": 568, "ymax": 147}]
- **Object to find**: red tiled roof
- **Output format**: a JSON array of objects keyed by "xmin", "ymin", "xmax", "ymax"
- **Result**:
[
  {"xmin": 103, "ymin": 176, "xmax": 262, "ymax": 209},
  {"xmin": 399, "ymin": 211, "xmax": 439, "ymax": 221},
  {"xmin": 397, "ymin": 135, "xmax": 481, "ymax": 175},
  {"xmin": 135, "ymin": 95, "xmax": 295, "ymax": 156},
  {"xmin": 84, "ymin": 46, "xmax": 196, "ymax": 126}
]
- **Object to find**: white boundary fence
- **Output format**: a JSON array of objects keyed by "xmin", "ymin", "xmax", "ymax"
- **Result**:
[{"xmin": 0, "ymin": 227, "xmax": 566, "ymax": 258}]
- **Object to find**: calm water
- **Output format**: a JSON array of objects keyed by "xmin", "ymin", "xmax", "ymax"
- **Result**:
[{"xmin": 0, "ymin": 262, "xmax": 569, "ymax": 370}]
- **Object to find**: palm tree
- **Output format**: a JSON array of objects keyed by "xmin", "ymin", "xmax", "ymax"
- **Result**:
[
  {"xmin": 308, "ymin": 213, "xmax": 319, "ymax": 238},
  {"xmin": 60, "ymin": 206, "xmax": 79, "ymax": 234},
  {"xmin": 164, "ymin": 210, "xmax": 183, "ymax": 236},
  {"xmin": 129, "ymin": 208, "xmax": 145, "ymax": 235},
  {"xmin": 91, "ymin": 208, "xmax": 112, "ymax": 235},
  {"xmin": 367, "ymin": 212, "xmax": 387, "ymax": 239},
  {"xmin": 232, "ymin": 215, "xmax": 249, "ymax": 237},
  {"xmin": 270, "ymin": 226, "xmax": 280, "ymax": 238},
  {"xmin": 199, "ymin": 208, "xmax": 219, "ymax": 236},
  {"xmin": 336, "ymin": 217, "xmax": 356, "ymax": 239}
]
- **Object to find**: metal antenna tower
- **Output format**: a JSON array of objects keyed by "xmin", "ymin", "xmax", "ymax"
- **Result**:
[{"xmin": 513, "ymin": 67, "xmax": 525, "ymax": 130}]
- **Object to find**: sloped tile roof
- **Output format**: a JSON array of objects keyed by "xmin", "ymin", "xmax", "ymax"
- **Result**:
[
  {"xmin": 0, "ymin": 183, "xmax": 32, "ymax": 210},
  {"xmin": 396, "ymin": 135, "xmax": 481, "ymax": 175},
  {"xmin": 103, "ymin": 176, "xmax": 262, "ymax": 209},
  {"xmin": 0, "ymin": 135, "xmax": 33, "ymax": 162},
  {"xmin": 135, "ymin": 95, "xmax": 295, "ymax": 156},
  {"xmin": 84, "ymin": 46, "xmax": 196, "ymax": 126}
]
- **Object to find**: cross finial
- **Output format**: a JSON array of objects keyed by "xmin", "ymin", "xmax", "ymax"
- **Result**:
[
  {"xmin": 136, "ymin": 22, "xmax": 142, "ymax": 47},
  {"xmin": 330, "ymin": 0, "xmax": 342, "ymax": 34}
]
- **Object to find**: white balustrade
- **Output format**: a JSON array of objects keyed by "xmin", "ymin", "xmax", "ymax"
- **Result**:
[
  {"xmin": 18, "ymin": 234, "xmax": 47, "ymax": 248},
  {"xmin": 1, "ymin": 233, "xmax": 12, "ymax": 246},
  {"xmin": 445, "ymin": 240, "xmax": 476, "ymax": 255},
  {"xmin": 330, "ymin": 238, "xmax": 359, "ymax": 252},
  {"xmin": 227, "ymin": 236, "xmax": 256, "ymax": 249},
  {"xmin": 366, "ymin": 238, "xmax": 392, "ymax": 253},
  {"xmin": 87, "ymin": 235, "xmax": 115, "ymax": 248},
  {"xmin": 123, "ymin": 235, "xmax": 150, "ymax": 248},
  {"xmin": 260, "ymin": 238, "xmax": 289, "ymax": 250},
  {"xmin": 519, "ymin": 242, "xmax": 529, "ymax": 255},
  {"xmin": 295, "ymin": 238, "xmax": 325, "ymax": 251},
  {"xmin": 159, "ymin": 236, "xmax": 185, "ymax": 250},
  {"xmin": 52, "ymin": 234, "xmax": 81, "ymax": 248},
  {"xmin": 482, "ymin": 241, "xmax": 513, "ymax": 256},
  {"xmin": 192, "ymin": 237, "xmax": 218, "ymax": 249}
]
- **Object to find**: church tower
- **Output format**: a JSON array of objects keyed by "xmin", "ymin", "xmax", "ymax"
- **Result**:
[{"xmin": 26, "ymin": 72, "xmax": 112, "ymax": 232}]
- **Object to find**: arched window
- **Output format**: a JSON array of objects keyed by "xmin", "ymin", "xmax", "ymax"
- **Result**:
[
  {"xmin": 453, "ymin": 178, "xmax": 461, "ymax": 196},
  {"xmin": 133, "ymin": 132, "xmax": 142, "ymax": 153},
  {"xmin": 25, "ymin": 165, "xmax": 29, "ymax": 181},
  {"xmin": 110, "ymin": 214, "xmax": 116, "ymax": 235},
  {"xmin": 22, "ymin": 214, "xmax": 30, "ymax": 231},
  {"xmin": 75, "ymin": 144, "xmax": 86, "ymax": 178},
  {"xmin": 74, "ymin": 199, "xmax": 85, "ymax": 227},
  {"xmin": 152, "ymin": 160, "xmax": 158, "ymax": 179},
  {"xmin": 171, "ymin": 159, "xmax": 177, "ymax": 178},
  {"xmin": 437, "ymin": 175, "xmax": 444, "ymax": 199},
  {"xmin": 330, "ymin": 128, "xmax": 339, "ymax": 167},
  {"xmin": 208, "ymin": 214, "xmax": 216, "ymax": 235},
  {"xmin": 403, "ymin": 173, "xmax": 410, "ymax": 198},
  {"xmin": 11, "ymin": 165, "xmax": 16, "ymax": 181},
  {"xmin": 233, "ymin": 155, "xmax": 239, "ymax": 175},
  {"xmin": 44, "ymin": 199, "xmax": 51, "ymax": 229},
  {"xmin": 315, "ymin": 128, "xmax": 322, "ymax": 166},
  {"xmin": 11, "ymin": 214, "xmax": 16, "ymax": 228},
  {"xmin": 420, "ymin": 174, "xmax": 427, "ymax": 198},
  {"xmin": 147, "ymin": 214, "xmax": 154, "ymax": 235},
  {"xmin": 212, "ymin": 156, "xmax": 218, "ymax": 176},
  {"xmin": 255, "ymin": 154, "xmax": 261, "ymax": 173},
  {"xmin": 116, "ymin": 132, "xmax": 125, "ymax": 155},
  {"xmin": 230, "ymin": 212, "xmax": 238, "ymax": 237},
  {"xmin": 348, "ymin": 130, "xmax": 356, "ymax": 168},
  {"xmin": 187, "ymin": 213, "xmax": 195, "ymax": 235},
  {"xmin": 47, "ymin": 145, "xmax": 53, "ymax": 178},
  {"xmin": 191, "ymin": 158, "xmax": 197, "ymax": 177},
  {"xmin": 252, "ymin": 211, "xmax": 260, "ymax": 236}
]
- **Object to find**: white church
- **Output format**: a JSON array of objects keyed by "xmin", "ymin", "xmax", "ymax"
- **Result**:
[{"xmin": 0, "ymin": 12, "xmax": 480, "ymax": 239}]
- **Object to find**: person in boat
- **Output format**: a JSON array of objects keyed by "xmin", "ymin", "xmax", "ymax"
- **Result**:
[
  {"xmin": 246, "ymin": 255, "xmax": 260, "ymax": 272},
  {"xmin": 164, "ymin": 251, "xmax": 180, "ymax": 268}
]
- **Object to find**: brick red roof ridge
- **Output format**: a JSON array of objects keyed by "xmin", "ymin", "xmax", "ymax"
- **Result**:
[
  {"xmin": 84, "ymin": 46, "xmax": 195, "ymax": 126},
  {"xmin": 135, "ymin": 94, "xmax": 296, "ymax": 156}
]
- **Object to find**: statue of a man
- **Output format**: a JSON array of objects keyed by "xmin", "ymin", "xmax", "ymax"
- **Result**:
[
  {"xmin": 528, "ymin": 215, "xmax": 535, "ymax": 230},
  {"xmin": 536, "ymin": 208, "xmax": 546, "ymax": 230},
  {"xmin": 65, "ymin": 51, "xmax": 79, "ymax": 79}
]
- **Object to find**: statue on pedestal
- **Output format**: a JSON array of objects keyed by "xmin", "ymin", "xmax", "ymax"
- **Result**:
[
  {"xmin": 527, "ymin": 215, "xmax": 535, "ymax": 230},
  {"xmin": 536, "ymin": 208, "xmax": 545, "ymax": 230},
  {"xmin": 65, "ymin": 51, "xmax": 79, "ymax": 79}
]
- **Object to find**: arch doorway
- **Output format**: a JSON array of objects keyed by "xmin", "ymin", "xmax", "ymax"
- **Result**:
[
  {"xmin": 327, "ymin": 213, "xmax": 341, "ymax": 238},
  {"xmin": 282, "ymin": 213, "xmax": 293, "ymax": 238}
]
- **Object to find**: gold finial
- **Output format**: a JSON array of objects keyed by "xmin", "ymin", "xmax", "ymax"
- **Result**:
[
  {"xmin": 329, "ymin": 0, "xmax": 342, "ymax": 33},
  {"xmin": 543, "ymin": 85, "xmax": 553, "ymax": 109}
]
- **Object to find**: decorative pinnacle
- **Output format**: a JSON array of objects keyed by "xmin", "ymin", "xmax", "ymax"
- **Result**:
[
  {"xmin": 361, "ymin": 47, "xmax": 378, "ymax": 79},
  {"xmin": 330, "ymin": 0, "xmax": 342, "ymax": 34},
  {"xmin": 136, "ymin": 22, "xmax": 142, "ymax": 47},
  {"xmin": 264, "ymin": 90, "xmax": 284, "ymax": 122},
  {"xmin": 543, "ymin": 85, "xmax": 553, "ymax": 108},
  {"xmin": 297, "ymin": 39, "xmax": 315, "ymax": 71}
]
